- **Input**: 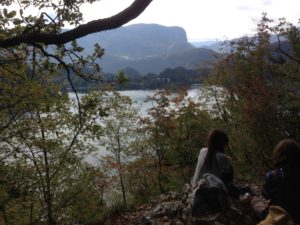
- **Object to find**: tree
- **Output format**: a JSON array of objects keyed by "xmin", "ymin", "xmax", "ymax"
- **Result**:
[
  {"xmin": 169, "ymin": 88, "xmax": 214, "ymax": 182},
  {"xmin": 133, "ymin": 89, "xmax": 218, "ymax": 193},
  {"xmin": 0, "ymin": 1, "xmax": 153, "ymax": 223},
  {"xmin": 97, "ymin": 91, "xmax": 139, "ymax": 207},
  {"xmin": 0, "ymin": 0, "xmax": 153, "ymax": 108},
  {"xmin": 0, "ymin": 59, "xmax": 113, "ymax": 224},
  {"xmin": 0, "ymin": 0, "xmax": 153, "ymax": 47},
  {"xmin": 141, "ymin": 90, "xmax": 176, "ymax": 193},
  {"xmin": 209, "ymin": 14, "xmax": 300, "ymax": 175}
]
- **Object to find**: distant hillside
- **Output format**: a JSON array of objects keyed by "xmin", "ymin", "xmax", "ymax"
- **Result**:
[
  {"xmin": 75, "ymin": 24, "xmax": 219, "ymax": 74},
  {"xmin": 189, "ymin": 35, "xmax": 285, "ymax": 53},
  {"xmin": 100, "ymin": 47, "xmax": 220, "ymax": 74}
]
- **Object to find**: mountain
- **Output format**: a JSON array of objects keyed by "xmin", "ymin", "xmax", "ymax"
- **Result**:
[
  {"xmin": 77, "ymin": 24, "xmax": 194, "ymax": 59},
  {"xmin": 76, "ymin": 24, "xmax": 219, "ymax": 74}
]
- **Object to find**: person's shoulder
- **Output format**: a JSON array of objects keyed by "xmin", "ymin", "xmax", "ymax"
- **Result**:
[
  {"xmin": 265, "ymin": 168, "xmax": 285, "ymax": 182},
  {"xmin": 199, "ymin": 147, "xmax": 208, "ymax": 155},
  {"xmin": 200, "ymin": 147, "xmax": 207, "ymax": 152}
]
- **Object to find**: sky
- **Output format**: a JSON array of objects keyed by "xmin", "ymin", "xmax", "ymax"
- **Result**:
[{"xmin": 80, "ymin": 0, "xmax": 300, "ymax": 42}]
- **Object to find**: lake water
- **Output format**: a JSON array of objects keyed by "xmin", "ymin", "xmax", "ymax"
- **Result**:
[{"xmin": 69, "ymin": 88, "xmax": 203, "ymax": 116}]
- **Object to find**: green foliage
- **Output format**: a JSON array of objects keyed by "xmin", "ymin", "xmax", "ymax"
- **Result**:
[
  {"xmin": 0, "ymin": 45, "xmax": 111, "ymax": 224},
  {"xmin": 2, "ymin": 1, "xmax": 300, "ymax": 222},
  {"xmin": 116, "ymin": 71, "xmax": 129, "ymax": 85},
  {"xmin": 208, "ymin": 14, "xmax": 300, "ymax": 176},
  {"xmin": 97, "ymin": 91, "xmax": 140, "ymax": 207},
  {"xmin": 131, "ymin": 89, "xmax": 217, "ymax": 194}
]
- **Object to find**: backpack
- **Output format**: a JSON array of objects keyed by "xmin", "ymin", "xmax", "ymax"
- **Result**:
[{"xmin": 190, "ymin": 173, "xmax": 230, "ymax": 221}]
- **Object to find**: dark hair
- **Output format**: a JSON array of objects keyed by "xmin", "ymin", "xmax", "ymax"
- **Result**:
[
  {"xmin": 272, "ymin": 139, "xmax": 300, "ymax": 170},
  {"xmin": 204, "ymin": 129, "xmax": 229, "ymax": 168}
]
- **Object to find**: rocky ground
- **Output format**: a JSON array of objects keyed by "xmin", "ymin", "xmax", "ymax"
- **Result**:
[
  {"xmin": 110, "ymin": 191, "xmax": 182, "ymax": 225},
  {"xmin": 110, "ymin": 204, "xmax": 151, "ymax": 225},
  {"xmin": 111, "ymin": 184, "xmax": 266, "ymax": 225}
]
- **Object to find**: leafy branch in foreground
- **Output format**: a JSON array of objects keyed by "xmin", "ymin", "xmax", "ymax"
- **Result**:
[{"xmin": 0, "ymin": 0, "xmax": 153, "ymax": 47}]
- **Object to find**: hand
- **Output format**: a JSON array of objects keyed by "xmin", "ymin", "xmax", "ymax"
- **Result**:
[{"xmin": 240, "ymin": 193, "xmax": 253, "ymax": 204}]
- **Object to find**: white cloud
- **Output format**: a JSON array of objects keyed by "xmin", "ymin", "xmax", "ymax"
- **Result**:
[
  {"xmin": 261, "ymin": 0, "xmax": 273, "ymax": 6},
  {"xmin": 80, "ymin": 0, "xmax": 300, "ymax": 41},
  {"xmin": 237, "ymin": 5, "xmax": 258, "ymax": 11}
]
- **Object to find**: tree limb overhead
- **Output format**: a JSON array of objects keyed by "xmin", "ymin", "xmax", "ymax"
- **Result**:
[{"xmin": 0, "ymin": 0, "xmax": 153, "ymax": 48}]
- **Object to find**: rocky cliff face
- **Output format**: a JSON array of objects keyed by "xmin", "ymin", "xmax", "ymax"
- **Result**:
[{"xmin": 77, "ymin": 23, "xmax": 194, "ymax": 60}]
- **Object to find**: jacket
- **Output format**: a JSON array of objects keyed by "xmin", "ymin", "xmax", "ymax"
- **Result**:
[
  {"xmin": 200, "ymin": 148, "xmax": 234, "ymax": 184},
  {"xmin": 192, "ymin": 148, "xmax": 238, "ymax": 198},
  {"xmin": 262, "ymin": 168, "xmax": 300, "ymax": 224},
  {"xmin": 257, "ymin": 205, "xmax": 296, "ymax": 225}
]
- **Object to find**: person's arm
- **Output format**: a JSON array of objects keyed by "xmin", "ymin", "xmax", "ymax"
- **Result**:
[
  {"xmin": 262, "ymin": 170, "xmax": 282, "ymax": 200},
  {"xmin": 262, "ymin": 178, "xmax": 272, "ymax": 200},
  {"xmin": 191, "ymin": 148, "xmax": 207, "ymax": 187}
]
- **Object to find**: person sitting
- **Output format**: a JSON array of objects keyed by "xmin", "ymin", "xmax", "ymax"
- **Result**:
[
  {"xmin": 258, "ymin": 138, "xmax": 300, "ymax": 225},
  {"xmin": 191, "ymin": 129, "xmax": 239, "ymax": 199}
]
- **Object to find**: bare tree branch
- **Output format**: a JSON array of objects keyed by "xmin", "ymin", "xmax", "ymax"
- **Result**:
[{"xmin": 0, "ymin": 0, "xmax": 153, "ymax": 48}]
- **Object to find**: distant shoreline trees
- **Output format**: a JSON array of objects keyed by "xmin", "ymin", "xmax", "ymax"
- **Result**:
[{"xmin": 61, "ymin": 66, "xmax": 211, "ymax": 92}]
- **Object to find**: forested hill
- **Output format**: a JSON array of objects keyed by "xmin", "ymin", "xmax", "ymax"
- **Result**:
[{"xmin": 75, "ymin": 24, "xmax": 220, "ymax": 74}]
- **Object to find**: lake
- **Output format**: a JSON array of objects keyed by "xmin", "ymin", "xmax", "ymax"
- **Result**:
[{"xmin": 68, "ymin": 88, "xmax": 203, "ymax": 116}]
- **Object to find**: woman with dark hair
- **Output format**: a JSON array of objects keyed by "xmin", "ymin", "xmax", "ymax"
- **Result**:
[
  {"xmin": 192, "ymin": 129, "xmax": 238, "ymax": 198},
  {"xmin": 258, "ymin": 139, "xmax": 300, "ymax": 225}
]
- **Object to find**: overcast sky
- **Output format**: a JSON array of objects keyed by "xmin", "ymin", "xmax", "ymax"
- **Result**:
[{"xmin": 81, "ymin": 0, "xmax": 300, "ymax": 42}]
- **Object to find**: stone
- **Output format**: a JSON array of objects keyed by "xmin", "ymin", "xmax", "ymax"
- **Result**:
[
  {"xmin": 140, "ymin": 215, "xmax": 157, "ymax": 225},
  {"xmin": 140, "ymin": 183, "xmax": 261, "ymax": 225}
]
